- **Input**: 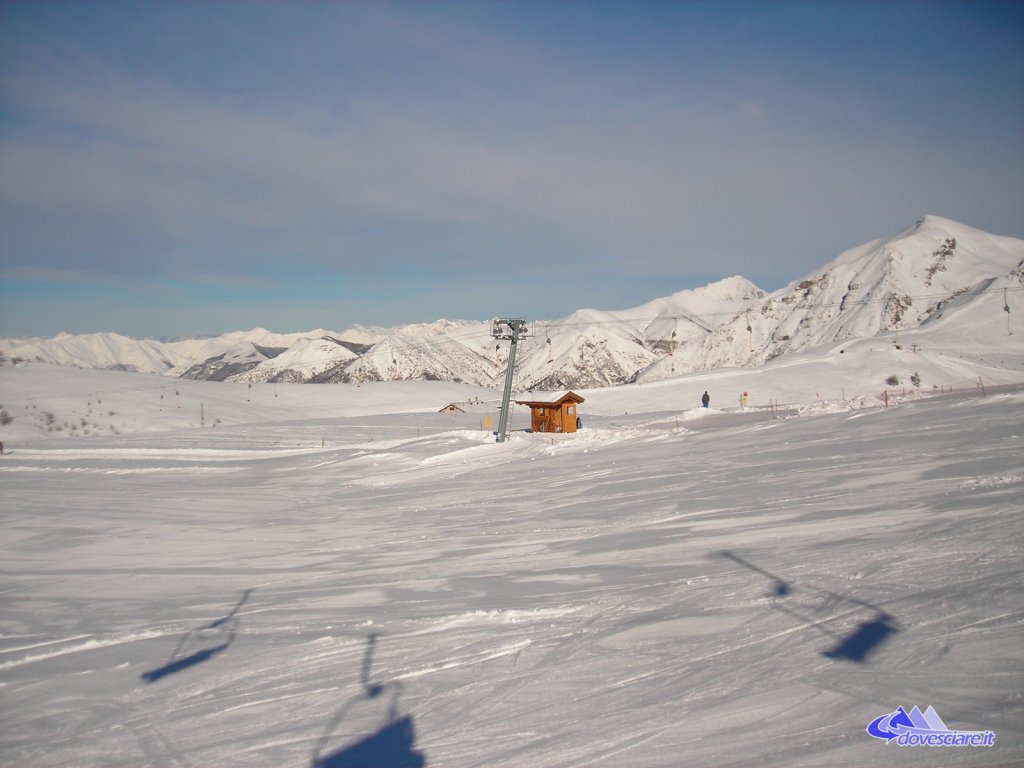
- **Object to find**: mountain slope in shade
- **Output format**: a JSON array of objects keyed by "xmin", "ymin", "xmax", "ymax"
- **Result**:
[{"xmin": 178, "ymin": 341, "xmax": 285, "ymax": 382}]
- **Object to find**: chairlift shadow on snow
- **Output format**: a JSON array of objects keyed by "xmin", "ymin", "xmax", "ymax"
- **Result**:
[
  {"xmin": 718, "ymin": 551, "xmax": 897, "ymax": 663},
  {"xmin": 310, "ymin": 632, "xmax": 426, "ymax": 768},
  {"xmin": 140, "ymin": 588, "xmax": 252, "ymax": 683},
  {"xmin": 821, "ymin": 613, "xmax": 897, "ymax": 662}
]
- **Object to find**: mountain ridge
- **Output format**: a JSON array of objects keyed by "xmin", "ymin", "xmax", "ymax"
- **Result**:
[{"xmin": 3, "ymin": 215, "xmax": 1022, "ymax": 390}]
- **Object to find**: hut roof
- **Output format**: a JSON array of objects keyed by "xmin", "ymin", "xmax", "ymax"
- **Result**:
[
  {"xmin": 438, "ymin": 400, "xmax": 495, "ymax": 414},
  {"xmin": 514, "ymin": 391, "xmax": 585, "ymax": 407}
]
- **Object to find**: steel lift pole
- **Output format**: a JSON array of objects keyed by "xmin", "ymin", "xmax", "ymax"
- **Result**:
[{"xmin": 491, "ymin": 318, "xmax": 529, "ymax": 443}]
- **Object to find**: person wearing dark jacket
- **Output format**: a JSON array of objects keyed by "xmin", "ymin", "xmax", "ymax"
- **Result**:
[{"xmin": 701, "ymin": 391, "xmax": 710, "ymax": 408}]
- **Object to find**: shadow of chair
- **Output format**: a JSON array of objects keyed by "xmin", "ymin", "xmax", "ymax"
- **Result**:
[
  {"xmin": 822, "ymin": 613, "xmax": 897, "ymax": 662},
  {"xmin": 718, "ymin": 550, "xmax": 897, "ymax": 664},
  {"xmin": 311, "ymin": 633, "xmax": 426, "ymax": 768},
  {"xmin": 312, "ymin": 714, "xmax": 423, "ymax": 768},
  {"xmin": 141, "ymin": 588, "xmax": 252, "ymax": 683}
]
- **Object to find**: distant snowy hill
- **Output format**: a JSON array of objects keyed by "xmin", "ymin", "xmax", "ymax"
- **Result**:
[{"xmin": 3, "ymin": 216, "xmax": 1021, "ymax": 390}]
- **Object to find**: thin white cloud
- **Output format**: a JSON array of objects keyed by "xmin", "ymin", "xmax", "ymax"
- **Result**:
[{"xmin": 1, "ymin": 1, "xmax": 1021, "ymax": 337}]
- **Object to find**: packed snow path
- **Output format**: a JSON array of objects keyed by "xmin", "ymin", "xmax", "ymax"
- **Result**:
[{"xmin": 1, "ymin": 390, "xmax": 1022, "ymax": 767}]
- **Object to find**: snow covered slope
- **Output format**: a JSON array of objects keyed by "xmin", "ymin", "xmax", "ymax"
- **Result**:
[
  {"xmin": 329, "ymin": 329, "xmax": 499, "ymax": 386},
  {"xmin": 0, "ymin": 331, "xmax": 188, "ymax": 373},
  {"xmin": 627, "ymin": 216, "xmax": 1023, "ymax": 382},
  {"xmin": 0, "ymin": 361, "xmax": 1020, "ymax": 768},
  {"xmin": 747, "ymin": 215, "xmax": 1024, "ymax": 359}
]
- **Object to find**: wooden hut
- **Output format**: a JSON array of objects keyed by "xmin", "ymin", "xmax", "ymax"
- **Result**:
[{"xmin": 514, "ymin": 391, "xmax": 585, "ymax": 434}]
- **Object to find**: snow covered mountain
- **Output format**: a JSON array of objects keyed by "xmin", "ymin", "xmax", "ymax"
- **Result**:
[
  {"xmin": 0, "ymin": 327, "xmax": 352, "ymax": 377},
  {"xmin": 3, "ymin": 216, "xmax": 1021, "ymax": 389},
  {"xmin": 228, "ymin": 336, "xmax": 367, "ymax": 384},
  {"xmin": 316, "ymin": 329, "xmax": 499, "ymax": 386},
  {"xmin": 512, "ymin": 214, "xmax": 1022, "ymax": 388}
]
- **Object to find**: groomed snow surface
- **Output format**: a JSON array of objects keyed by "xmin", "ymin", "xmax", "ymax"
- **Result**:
[{"xmin": 1, "ymin": 363, "xmax": 1022, "ymax": 767}]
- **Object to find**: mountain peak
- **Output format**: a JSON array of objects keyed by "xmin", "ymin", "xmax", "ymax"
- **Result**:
[{"xmin": 3, "ymin": 217, "xmax": 1020, "ymax": 389}]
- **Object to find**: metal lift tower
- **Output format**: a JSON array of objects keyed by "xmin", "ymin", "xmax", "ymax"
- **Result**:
[{"xmin": 491, "ymin": 318, "xmax": 530, "ymax": 443}]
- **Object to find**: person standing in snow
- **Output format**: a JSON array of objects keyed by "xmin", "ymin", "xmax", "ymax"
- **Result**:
[{"xmin": 702, "ymin": 391, "xmax": 710, "ymax": 408}]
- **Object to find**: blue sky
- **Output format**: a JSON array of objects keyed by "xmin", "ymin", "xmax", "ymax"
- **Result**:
[{"xmin": 1, "ymin": 0, "xmax": 1022, "ymax": 339}]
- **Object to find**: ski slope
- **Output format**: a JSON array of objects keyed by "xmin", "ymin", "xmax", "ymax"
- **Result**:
[{"xmin": 0, "ymin": 363, "xmax": 1021, "ymax": 767}]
